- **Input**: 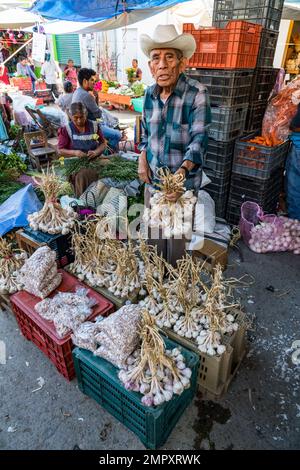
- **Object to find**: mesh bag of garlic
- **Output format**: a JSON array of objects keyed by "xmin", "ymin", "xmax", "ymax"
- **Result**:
[
  {"xmin": 143, "ymin": 168, "xmax": 197, "ymax": 238},
  {"xmin": 28, "ymin": 167, "xmax": 77, "ymax": 235},
  {"xmin": 118, "ymin": 310, "xmax": 192, "ymax": 406},
  {"xmin": 17, "ymin": 246, "xmax": 62, "ymax": 299},
  {"xmin": 0, "ymin": 237, "xmax": 28, "ymax": 294},
  {"xmin": 35, "ymin": 287, "xmax": 98, "ymax": 338},
  {"xmin": 93, "ymin": 304, "xmax": 142, "ymax": 368}
]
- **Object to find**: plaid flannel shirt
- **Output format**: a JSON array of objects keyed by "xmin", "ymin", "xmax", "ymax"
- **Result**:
[{"xmin": 139, "ymin": 73, "xmax": 211, "ymax": 191}]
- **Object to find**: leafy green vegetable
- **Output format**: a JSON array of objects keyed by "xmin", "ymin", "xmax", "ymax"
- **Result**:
[
  {"xmin": 131, "ymin": 82, "xmax": 146, "ymax": 97},
  {"xmin": 61, "ymin": 156, "xmax": 138, "ymax": 182},
  {"xmin": 0, "ymin": 182, "xmax": 24, "ymax": 205},
  {"xmin": 0, "ymin": 151, "xmax": 27, "ymax": 175},
  {"xmin": 100, "ymin": 156, "xmax": 138, "ymax": 182}
]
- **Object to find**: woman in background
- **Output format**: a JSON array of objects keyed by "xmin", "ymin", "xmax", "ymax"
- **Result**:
[
  {"xmin": 64, "ymin": 59, "xmax": 78, "ymax": 91},
  {"xmin": 58, "ymin": 102, "xmax": 106, "ymax": 197}
]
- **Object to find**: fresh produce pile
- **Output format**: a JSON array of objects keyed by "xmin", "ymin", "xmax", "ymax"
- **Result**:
[
  {"xmin": 140, "ymin": 253, "xmax": 240, "ymax": 356},
  {"xmin": 69, "ymin": 218, "xmax": 146, "ymax": 299},
  {"xmin": 131, "ymin": 82, "xmax": 146, "ymax": 97},
  {"xmin": 28, "ymin": 167, "xmax": 77, "ymax": 234},
  {"xmin": 262, "ymin": 75, "xmax": 300, "ymax": 144},
  {"xmin": 0, "ymin": 151, "xmax": 27, "ymax": 176},
  {"xmin": 248, "ymin": 216, "xmax": 300, "ymax": 254},
  {"xmin": 246, "ymin": 135, "xmax": 283, "ymax": 148},
  {"xmin": 61, "ymin": 156, "xmax": 138, "ymax": 182},
  {"xmin": 0, "ymin": 181, "xmax": 24, "ymax": 205},
  {"xmin": 118, "ymin": 310, "xmax": 192, "ymax": 406},
  {"xmin": 0, "ymin": 237, "xmax": 27, "ymax": 294},
  {"xmin": 143, "ymin": 168, "xmax": 196, "ymax": 238}
]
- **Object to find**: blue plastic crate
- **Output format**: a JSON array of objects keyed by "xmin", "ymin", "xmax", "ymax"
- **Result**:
[{"xmin": 73, "ymin": 337, "xmax": 199, "ymax": 449}]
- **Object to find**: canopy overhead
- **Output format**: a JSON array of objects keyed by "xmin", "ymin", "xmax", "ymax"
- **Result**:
[
  {"xmin": 0, "ymin": 7, "xmax": 42, "ymax": 28},
  {"xmin": 30, "ymin": 0, "xmax": 189, "ymax": 22},
  {"xmin": 283, "ymin": 2, "xmax": 300, "ymax": 20}
]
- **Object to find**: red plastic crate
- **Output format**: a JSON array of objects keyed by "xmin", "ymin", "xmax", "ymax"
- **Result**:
[
  {"xmin": 11, "ymin": 76, "xmax": 32, "ymax": 91},
  {"xmin": 183, "ymin": 20, "xmax": 262, "ymax": 69},
  {"xmin": 10, "ymin": 269, "xmax": 114, "ymax": 381}
]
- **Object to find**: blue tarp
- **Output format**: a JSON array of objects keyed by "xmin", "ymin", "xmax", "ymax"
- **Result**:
[
  {"xmin": 0, "ymin": 184, "xmax": 42, "ymax": 236},
  {"xmin": 30, "ymin": 0, "xmax": 188, "ymax": 22}
]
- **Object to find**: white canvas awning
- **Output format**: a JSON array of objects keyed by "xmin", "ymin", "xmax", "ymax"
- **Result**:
[{"xmin": 0, "ymin": 7, "xmax": 42, "ymax": 29}]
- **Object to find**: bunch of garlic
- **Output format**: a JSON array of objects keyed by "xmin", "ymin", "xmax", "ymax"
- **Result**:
[
  {"xmin": 0, "ymin": 243, "xmax": 27, "ymax": 294},
  {"xmin": 118, "ymin": 347, "xmax": 192, "ymax": 407},
  {"xmin": 143, "ymin": 190, "xmax": 196, "ymax": 238}
]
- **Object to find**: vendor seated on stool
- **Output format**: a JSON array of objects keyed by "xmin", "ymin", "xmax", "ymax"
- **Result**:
[{"xmin": 58, "ymin": 102, "xmax": 106, "ymax": 198}]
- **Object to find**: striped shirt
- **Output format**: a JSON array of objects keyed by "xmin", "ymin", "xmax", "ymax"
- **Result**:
[{"xmin": 139, "ymin": 73, "xmax": 211, "ymax": 190}]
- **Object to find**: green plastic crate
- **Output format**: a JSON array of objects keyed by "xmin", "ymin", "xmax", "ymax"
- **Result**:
[
  {"xmin": 131, "ymin": 97, "xmax": 144, "ymax": 113},
  {"xmin": 73, "ymin": 337, "xmax": 199, "ymax": 449}
]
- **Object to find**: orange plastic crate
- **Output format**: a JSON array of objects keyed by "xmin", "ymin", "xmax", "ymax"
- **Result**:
[
  {"xmin": 184, "ymin": 20, "xmax": 262, "ymax": 69},
  {"xmin": 11, "ymin": 76, "xmax": 32, "ymax": 91}
]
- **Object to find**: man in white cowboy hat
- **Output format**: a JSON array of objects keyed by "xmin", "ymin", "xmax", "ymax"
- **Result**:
[{"xmin": 138, "ymin": 24, "xmax": 211, "ymax": 265}]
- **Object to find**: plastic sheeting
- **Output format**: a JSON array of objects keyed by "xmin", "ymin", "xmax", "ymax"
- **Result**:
[
  {"xmin": 30, "ymin": 0, "xmax": 189, "ymax": 22},
  {"xmin": 0, "ymin": 184, "xmax": 42, "ymax": 236}
]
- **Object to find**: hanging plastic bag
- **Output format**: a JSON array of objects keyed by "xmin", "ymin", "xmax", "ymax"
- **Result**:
[{"xmin": 262, "ymin": 76, "xmax": 300, "ymax": 144}]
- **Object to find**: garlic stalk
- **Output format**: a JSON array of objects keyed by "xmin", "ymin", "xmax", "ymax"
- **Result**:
[
  {"xmin": 0, "ymin": 237, "xmax": 27, "ymax": 294},
  {"xmin": 28, "ymin": 167, "xmax": 77, "ymax": 234}
]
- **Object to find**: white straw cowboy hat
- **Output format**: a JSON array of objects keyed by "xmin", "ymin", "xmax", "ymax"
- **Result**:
[{"xmin": 140, "ymin": 24, "xmax": 196, "ymax": 59}]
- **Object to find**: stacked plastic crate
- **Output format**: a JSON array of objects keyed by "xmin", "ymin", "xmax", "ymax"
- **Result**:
[
  {"xmin": 211, "ymin": 0, "xmax": 286, "ymax": 224},
  {"xmin": 184, "ymin": 20, "xmax": 262, "ymax": 217}
]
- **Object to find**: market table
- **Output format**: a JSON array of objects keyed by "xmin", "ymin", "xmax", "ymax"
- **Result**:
[{"xmin": 98, "ymin": 92, "xmax": 132, "ymax": 107}]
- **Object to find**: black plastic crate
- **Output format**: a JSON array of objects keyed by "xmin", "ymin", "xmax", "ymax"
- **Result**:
[
  {"xmin": 244, "ymin": 100, "xmax": 268, "ymax": 133},
  {"xmin": 229, "ymin": 166, "xmax": 283, "ymax": 204},
  {"xmin": 257, "ymin": 29, "xmax": 279, "ymax": 67},
  {"xmin": 186, "ymin": 68, "xmax": 253, "ymax": 106},
  {"xmin": 212, "ymin": 0, "xmax": 284, "ymax": 31},
  {"xmin": 210, "ymin": 105, "xmax": 248, "ymax": 142},
  {"xmin": 205, "ymin": 169, "xmax": 232, "ymax": 218},
  {"xmin": 204, "ymin": 139, "xmax": 235, "ymax": 173},
  {"xmin": 23, "ymin": 226, "xmax": 74, "ymax": 266},
  {"xmin": 250, "ymin": 67, "xmax": 279, "ymax": 102},
  {"xmin": 233, "ymin": 133, "xmax": 290, "ymax": 180}
]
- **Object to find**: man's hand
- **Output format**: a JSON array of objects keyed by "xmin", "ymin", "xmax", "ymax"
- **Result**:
[
  {"xmin": 87, "ymin": 150, "xmax": 97, "ymax": 159},
  {"xmin": 165, "ymin": 191, "xmax": 182, "ymax": 203},
  {"xmin": 175, "ymin": 167, "xmax": 187, "ymax": 178},
  {"xmin": 138, "ymin": 152, "xmax": 151, "ymax": 184},
  {"xmin": 75, "ymin": 150, "xmax": 86, "ymax": 158}
]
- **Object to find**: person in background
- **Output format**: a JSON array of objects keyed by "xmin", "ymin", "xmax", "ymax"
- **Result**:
[
  {"xmin": 16, "ymin": 56, "xmax": 37, "ymax": 88},
  {"xmin": 139, "ymin": 24, "xmax": 211, "ymax": 265},
  {"xmin": 72, "ymin": 68, "xmax": 122, "ymax": 151},
  {"xmin": 0, "ymin": 41, "xmax": 9, "ymax": 63},
  {"xmin": 132, "ymin": 59, "xmax": 142, "ymax": 81},
  {"xmin": 58, "ymin": 102, "xmax": 106, "ymax": 197},
  {"xmin": 0, "ymin": 62, "xmax": 10, "ymax": 85},
  {"xmin": 56, "ymin": 80, "xmax": 73, "ymax": 115},
  {"xmin": 64, "ymin": 59, "xmax": 78, "ymax": 90},
  {"xmin": 286, "ymin": 103, "xmax": 300, "ymax": 220},
  {"xmin": 41, "ymin": 52, "xmax": 61, "ymax": 98}
]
